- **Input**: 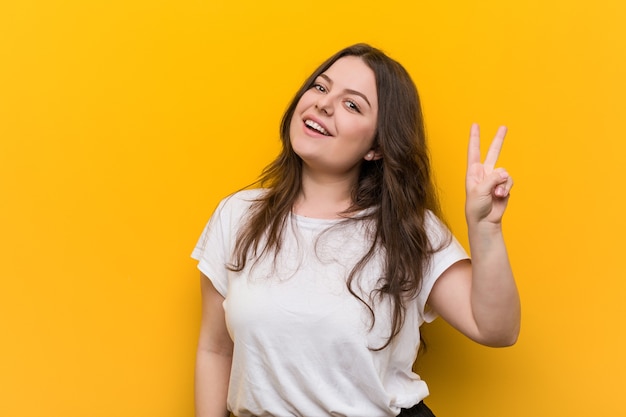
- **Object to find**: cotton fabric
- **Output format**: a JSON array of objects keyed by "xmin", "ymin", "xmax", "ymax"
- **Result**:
[{"xmin": 192, "ymin": 189, "xmax": 468, "ymax": 417}]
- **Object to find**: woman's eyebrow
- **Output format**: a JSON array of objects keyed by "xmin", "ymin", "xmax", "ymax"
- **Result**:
[{"xmin": 319, "ymin": 73, "xmax": 372, "ymax": 108}]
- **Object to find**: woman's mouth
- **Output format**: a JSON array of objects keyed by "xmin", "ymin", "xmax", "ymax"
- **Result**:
[{"xmin": 304, "ymin": 119, "xmax": 331, "ymax": 136}]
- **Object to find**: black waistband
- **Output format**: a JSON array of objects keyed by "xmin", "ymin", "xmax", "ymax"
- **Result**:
[{"xmin": 397, "ymin": 401, "xmax": 436, "ymax": 417}]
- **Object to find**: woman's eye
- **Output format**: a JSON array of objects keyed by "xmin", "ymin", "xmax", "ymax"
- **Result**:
[
  {"xmin": 313, "ymin": 83, "xmax": 326, "ymax": 93},
  {"xmin": 345, "ymin": 100, "xmax": 361, "ymax": 113}
]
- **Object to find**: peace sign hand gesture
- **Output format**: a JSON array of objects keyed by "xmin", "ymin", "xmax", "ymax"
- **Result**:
[{"xmin": 465, "ymin": 124, "xmax": 514, "ymax": 227}]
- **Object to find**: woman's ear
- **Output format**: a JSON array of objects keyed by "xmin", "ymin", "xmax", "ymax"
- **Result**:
[{"xmin": 364, "ymin": 149, "xmax": 383, "ymax": 161}]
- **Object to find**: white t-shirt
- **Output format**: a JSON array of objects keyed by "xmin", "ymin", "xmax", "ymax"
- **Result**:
[{"xmin": 192, "ymin": 189, "xmax": 468, "ymax": 417}]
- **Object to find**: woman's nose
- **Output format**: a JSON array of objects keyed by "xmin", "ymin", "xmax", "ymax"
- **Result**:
[{"xmin": 315, "ymin": 95, "xmax": 334, "ymax": 115}]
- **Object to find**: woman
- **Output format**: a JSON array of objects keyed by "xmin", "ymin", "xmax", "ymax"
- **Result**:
[{"xmin": 192, "ymin": 43, "xmax": 520, "ymax": 417}]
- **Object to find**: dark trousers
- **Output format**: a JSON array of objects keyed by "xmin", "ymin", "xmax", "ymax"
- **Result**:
[
  {"xmin": 233, "ymin": 401, "xmax": 436, "ymax": 417},
  {"xmin": 398, "ymin": 401, "xmax": 436, "ymax": 417}
]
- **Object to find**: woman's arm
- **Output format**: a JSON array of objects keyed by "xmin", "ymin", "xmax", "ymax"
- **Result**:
[
  {"xmin": 195, "ymin": 273, "xmax": 233, "ymax": 417},
  {"xmin": 428, "ymin": 124, "xmax": 520, "ymax": 347}
]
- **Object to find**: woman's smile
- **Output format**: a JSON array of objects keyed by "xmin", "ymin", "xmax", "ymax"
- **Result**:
[{"xmin": 290, "ymin": 55, "xmax": 378, "ymax": 176}]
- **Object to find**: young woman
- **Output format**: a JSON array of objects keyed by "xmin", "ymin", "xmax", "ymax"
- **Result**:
[{"xmin": 192, "ymin": 43, "xmax": 520, "ymax": 417}]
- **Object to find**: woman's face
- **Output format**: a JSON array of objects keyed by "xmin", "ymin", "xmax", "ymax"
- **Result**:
[{"xmin": 290, "ymin": 56, "xmax": 379, "ymax": 178}]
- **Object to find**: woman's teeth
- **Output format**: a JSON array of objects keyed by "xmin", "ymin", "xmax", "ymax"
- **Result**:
[{"xmin": 305, "ymin": 120, "xmax": 330, "ymax": 136}]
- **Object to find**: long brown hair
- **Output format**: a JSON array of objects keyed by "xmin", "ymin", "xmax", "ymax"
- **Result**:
[{"xmin": 230, "ymin": 43, "xmax": 447, "ymax": 349}]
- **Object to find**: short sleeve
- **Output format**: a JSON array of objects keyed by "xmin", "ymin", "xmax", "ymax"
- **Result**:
[
  {"xmin": 191, "ymin": 189, "xmax": 265, "ymax": 297},
  {"xmin": 190, "ymin": 198, "xmax": 233, "ymax": 297},
  {"xmin": 417, "ymin": 212, "xmax": 470, "ymax": 323}
]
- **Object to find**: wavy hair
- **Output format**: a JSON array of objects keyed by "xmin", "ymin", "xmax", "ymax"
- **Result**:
[{"xmin": 229, "ymin": 43, "xmax": 447, "ymax": 349}]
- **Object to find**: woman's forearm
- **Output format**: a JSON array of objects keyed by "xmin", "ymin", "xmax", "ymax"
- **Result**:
[
  {"xmin": 468, "ymin": 222, "xmax": 520, "ymax": 346},
  {"xmin": 195, "ymin": 349, "xmax": 232, "ymax": 417}
]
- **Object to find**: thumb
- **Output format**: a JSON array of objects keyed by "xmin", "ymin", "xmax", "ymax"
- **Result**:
[{"xmin": 476, "ymin": 169, "xmax": 510, "ymax": 197}]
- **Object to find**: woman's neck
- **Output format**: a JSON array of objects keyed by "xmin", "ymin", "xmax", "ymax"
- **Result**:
[{"xmin": 293, "ymin": 169, "xmax": 356, "ymax": 219}]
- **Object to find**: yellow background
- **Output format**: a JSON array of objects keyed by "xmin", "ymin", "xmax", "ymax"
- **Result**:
[{"xmin": 1, "ymin": 0, "xmax": 624, "ymax": 415}]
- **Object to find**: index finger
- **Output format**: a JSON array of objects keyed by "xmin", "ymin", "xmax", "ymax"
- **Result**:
[
  {"xmin": 483, "ymin": 126, "xmax": 508, "ymax": 170},
  {"xmin": 467, "ymin": 123, "xmax": 482, "ymax": 168}
]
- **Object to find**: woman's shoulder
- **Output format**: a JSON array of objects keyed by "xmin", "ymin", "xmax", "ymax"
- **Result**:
[
  {"xmin": 217, "ymin": 187, "xmax": 267, "ymax": 213},
  {"xmin": 228, "ymin": 187, "xmax": 267, "ymax": 202},
  {"xmin": 423, "ymin": 209, "xmax": 441, "ymax": 225},
  {"xmin": 423, "ymin": 209, "xmax": 454, "ymax": 247}
]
